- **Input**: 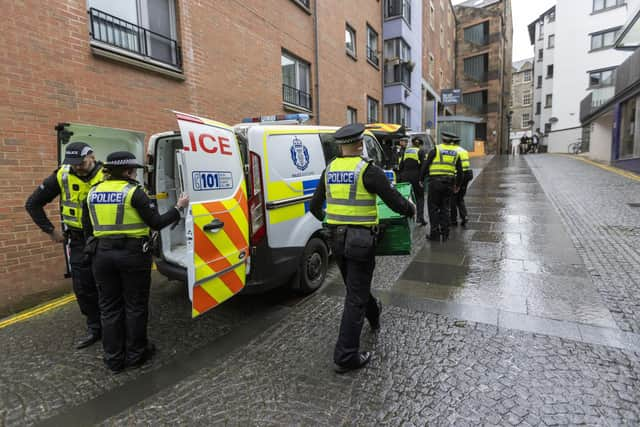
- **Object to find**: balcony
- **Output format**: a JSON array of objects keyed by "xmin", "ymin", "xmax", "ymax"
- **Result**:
[
  {"xmin": 580, "ymin": 86, "xmax": 615, "ymax": 122},
  {"xmin": 282, "ymin": 84, "xmax": 312, "ymax": 111},
  {"xmin": 367, "ymin": 47, "xmax": 379, "ymax": 67},
  {"xmin": 89, "ymin": 8, "xmax": 182, "ymax": 70}
]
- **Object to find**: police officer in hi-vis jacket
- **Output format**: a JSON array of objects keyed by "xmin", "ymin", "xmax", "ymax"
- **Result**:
[
  {"xmin": 25, "ymin": 142, "xmax": 104, "ymax": 349},
  {"xmin": 310, "ymin": 124, "xmax": 415, "ymax": 374},
  {"xmin": 84, "ymin": 151, "xmax": 188, "ymax": 373},
  {"xmin": 420, "ymin": 131, "xmax": 463, "ymax": 242}
]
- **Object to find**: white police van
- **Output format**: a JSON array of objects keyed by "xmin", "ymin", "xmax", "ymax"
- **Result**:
[{"xmin": 146, "ymin": 112, "xmax": 390, "ymax": 317}]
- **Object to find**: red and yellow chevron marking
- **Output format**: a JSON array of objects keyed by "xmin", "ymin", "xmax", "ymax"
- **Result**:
[{"xmin": 191, "ymin": 183, "xmax": 249, "ymax": 318}]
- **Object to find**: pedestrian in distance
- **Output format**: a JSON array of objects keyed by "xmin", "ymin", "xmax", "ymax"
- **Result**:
[
  {"xmin": 398, "ymin": 135, "xmax": 427, "ymax": 226},
  {"xmin": 449, "ymin": 138, "xmax": 474, "ymax": 227},
  {"xmin": 83, "ymin": 151, "xmax": 189, "ymax": 373},
  {"xmin": 420, "ymin": 131, "xmax": 463, "ymax": 242},
  {"xmin": 310, "ymin": 123, "xmax": 415, "ymax": 374},
  {"xmin": 25, "ymin": 142, "xmax": 105, "ymax": 349}
]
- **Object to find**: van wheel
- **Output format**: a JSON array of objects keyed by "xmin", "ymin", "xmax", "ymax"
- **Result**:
[{"xmin": 297, "ymin": 237, "xmax": 328, "ymax": 294}]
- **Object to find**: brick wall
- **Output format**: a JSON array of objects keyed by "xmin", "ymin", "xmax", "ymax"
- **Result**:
[
  {"xmin": 423, "ymin": 0, "xmax": 457, "ymax": 94},
  {"xmin": 0, "ymin": 0, "xmax": 381, "ymax": 315}
]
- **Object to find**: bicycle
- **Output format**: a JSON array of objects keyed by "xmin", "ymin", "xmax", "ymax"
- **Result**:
[{"xmin": 567, "ymin": 138, "xmax": 582, "ymax": 154}]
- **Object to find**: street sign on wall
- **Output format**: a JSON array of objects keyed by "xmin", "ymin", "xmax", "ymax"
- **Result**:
[{"xmin": 442, "ymin": 89, "xmax": 461, "ymax": 105}]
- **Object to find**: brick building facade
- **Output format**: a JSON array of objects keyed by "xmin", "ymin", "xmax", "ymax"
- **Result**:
[
  {"xmin": 422, "ymin": 0, "xmax": 457, "ymax": 130},
  {"xmin": 0, "ymin": 0, "xmax": 382, "ymax": 315},
  {"xmin": 454, "ymin": 0, "xmax": 512, "ymax": 154}
]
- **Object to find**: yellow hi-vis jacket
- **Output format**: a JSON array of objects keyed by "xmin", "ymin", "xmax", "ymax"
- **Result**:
[
  {"xmin": 87, "ymin": 180, "xmax": 150, "ymax": 238},
  {"xmin": 429, "ymin": 144, "xmax": 460, "ymax": 176},
  {"xmin": 457, "ymin": 147, "xmax": 471, "ymax": 172},
  {"xmin": 56, "ymin": 165, "xmax": 104, "ymax": 229},
  {"xmin": 325, "ymin": 157, "xmax": 378, "ymax": 226},
  {"xmin": 402, "ymin": 147, "xmax": 420, "ymax": 162}
]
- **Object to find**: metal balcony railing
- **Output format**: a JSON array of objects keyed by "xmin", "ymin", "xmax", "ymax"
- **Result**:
[
  {"xmin": 89, "ymin": 8, "xmax": 182, "ymax": 69},
  {"xmin": 282, "ymin": 84, "xmax": 312, "ymax": 110},
  {"xmin": 367, "ymin": 47, "xmax": 379, "ymax": 66}
]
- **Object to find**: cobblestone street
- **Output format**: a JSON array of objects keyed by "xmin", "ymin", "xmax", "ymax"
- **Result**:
[{"xmin": 1, "ymin": 155, "xmax": 639, "ymax": 426}]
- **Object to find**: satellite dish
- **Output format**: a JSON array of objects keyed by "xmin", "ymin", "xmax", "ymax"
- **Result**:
[{"xmin": 549, "ymin": 117, "xmax": 558, "ymax": 123}]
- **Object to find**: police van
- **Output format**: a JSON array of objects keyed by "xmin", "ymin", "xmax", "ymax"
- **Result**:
[{"xmin": 57, "ymin": 112, "xmax": 390, "ymax": 317}]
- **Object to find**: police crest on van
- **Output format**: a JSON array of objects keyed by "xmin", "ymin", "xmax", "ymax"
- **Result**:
[{"xmin": 290, "ymin": 137, "xmax": 310, "ymax": 171}]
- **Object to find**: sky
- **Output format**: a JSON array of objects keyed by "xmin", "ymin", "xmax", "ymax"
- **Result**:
[{"xmin": 452, "ymin": 0, "xmax": 557, "ymax": 62}]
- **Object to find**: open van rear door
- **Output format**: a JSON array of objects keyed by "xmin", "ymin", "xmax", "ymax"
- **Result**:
[{"xmin": 174, "ymin": 112, "xmax": 249, "ymax": 318}]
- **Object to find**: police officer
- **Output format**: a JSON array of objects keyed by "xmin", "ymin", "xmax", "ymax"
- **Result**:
[
  {"xmin": 450, "ymin": 138, "xmax": 474, "ymax": 227},
  {"xmin": 310, "ymin": 124, "xmax": 415, "ymax": 373},
  {"xmin": 84, "ymin": 151, "xmax": 189, "ymax": 373},
  {"xmin": 25, "ymin": 142, "xmax": 104, "ymax": 349},
  {"xmin": 398, "ymin": 136, "xmax": 427, "ymax": 226},
  {"xmin": 420, "ymin": 131, "xmax": 463, "ymax": 242}
]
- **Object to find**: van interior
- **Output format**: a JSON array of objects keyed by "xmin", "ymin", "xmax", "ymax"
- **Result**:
[{"xmin": 153, "ymin": 135, "xmax": 189, "ymax": 268}]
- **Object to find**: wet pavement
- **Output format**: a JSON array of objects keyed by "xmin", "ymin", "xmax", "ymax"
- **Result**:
[{"xmin": 1, "ymin": 154, "xmax": 640, "ymax": 425}]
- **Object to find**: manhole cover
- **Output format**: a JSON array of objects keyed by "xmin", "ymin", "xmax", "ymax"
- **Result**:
[{"xmin": 628, "ymin": 203, "xmax": 640, "ymax": 208}]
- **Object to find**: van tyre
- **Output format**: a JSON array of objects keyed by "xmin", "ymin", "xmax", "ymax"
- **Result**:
[{"xmin": 296, "ymin": 237, "xmax": 329, "ymax": 294}]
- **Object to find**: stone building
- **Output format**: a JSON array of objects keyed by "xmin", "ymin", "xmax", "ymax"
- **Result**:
[
  {"xmin": 454, "ymin": 0, "xmax": 513, "ymax": 154},
  {"xmin": 510, "ymin": 58, "xmax": 534, "ymax": 144},
  {"xmin": 0, "ymin": 0, "xmax": 383, "ymax": 315}
]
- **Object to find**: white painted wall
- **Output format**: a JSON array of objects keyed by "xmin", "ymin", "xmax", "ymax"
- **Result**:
[
  {"xmin": 531, "ymin": 9, "xmax": 555, "ymax": 139},
  {"xmin": 547, "ymin": 0, "xmax": 640, "ymax": 152},
  {"xmin": 589, "ymin": 113, "xmax": 614, "ymax": 162}
]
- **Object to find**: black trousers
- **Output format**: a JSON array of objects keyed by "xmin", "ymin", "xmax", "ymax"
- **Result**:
[
  {"xmin": 68, "ymin": 235, "xmax": 101, "ymax": 335},
  {"xmin": 427, "ymin": 177, "xmax": 454, "ymax": 237},
  {"xmin": 92, "ymin": 241, "xmax": 152, "ymax": 370},
  {"xmin": 400, "ymin": 171, "xmax": 425, "ymax": 223},
  {"xmin": 450, "ymin": 177, "xmax": 470, "ymax": 222},
  {"xmin": 330, "ymin": 227, "xmax": 380, "ymax": 367}
]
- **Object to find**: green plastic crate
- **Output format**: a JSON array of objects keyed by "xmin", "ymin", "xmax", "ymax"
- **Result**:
[{"xmin": 375, "ymin": 182, "xmax": 414, "ymax": 256}]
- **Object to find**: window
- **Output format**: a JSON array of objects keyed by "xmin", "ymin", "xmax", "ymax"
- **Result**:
[
  {"xmin": 384, "ymin": 104, "xmax": 410, "ymax": 126},
  {"xmin": 430, "ymin": 2, "xmax": 435, "ymax": 29},
  {"xmin": 589, "ymin": 68, "xmax": 616, "ymax": 87},
  {"xmin": 537, "ymin": 75, "xmax": 542, "ymax": 88},
  {"xmin": 345, "ymin": 24, "xmax": 356, "ymax": 58},
  {"xmin": 538, "ymin": 49, "xmax": 543, "ymax": 61},
  {"xmin": 539, "ymin": 21, "xmax": 544, "ymax": 39},
  {"xmin": 523, "ymin": 92, "xmax": 532, "ymax": 106},
  {"xmin": 464, "ymin": 54, "xmax": 488, "ymax": 82},
  {"xmin": 593, "ymin": 0, "xmax": 625, "ymax": 13},
  {"xmin": 429, "ymin": 53, "xmax": 435, "ymax": 77},
  {"xmin": 384, "ymin": 38, "xmax": 412, "ymax": 87},
  {"xmin": 546, "ymin": 65, "xmax": 554, "ymax": 78},
  {"xmin": 464, "ymin": 21, "xmax": 489, "ymax": 45},
  {"xmin": 347, "ymin": 107, "xmax": 357, "ymax": 124},
  {"xmin": 462, "ymin": 90, "xmax": 488, "ymax": 114},
  {"xmin": 281, "ymin": 51, "xmax": 312, "ymax": 110},
  {"xmin": 522, "ymin": 113, "xmax": 531, "ymax": 128},
  {"xmin": 591, "ymin": 27, "xmax": 622, "ymax": 50},
  {"xmin": 544, "ymin": 123, "xmax": 551, "ymax": 133},
  {"xmin": 291, "ymin": 0, "xmax": 310, "ymax": 9},
  {"xmin": 524, "ymin": 70, "xmax": 532, "ymax": 82},
  {"xmin": 87, "ymin": 0, "xmax": 181, "ymax": 69},
  {"xmin": 545, "ymin": 94, "xmax": 553, "ymax": 107},
  {"xmin": 547, "ymin": 10, "xmax": 556, "ymax": 22},
  {"xmin": 385, "ymin": 0, "xmax": 411, "ymax": 24},
  {"xmin": 367, "ymin": 96, "xmax": 379, "ymax": 123},
  {"xmin": 440, "ymin": 25, "xmax": 444, "ymax": 48},
  {"xmin": 548, "ymin": 35, "xmax": 555, "ymax": 48},
  {"xmin": 536, "ymin": 102, "xmax": 542, "ymax": 115},
  {"xmin": 366, "ymin": 25, "xmax": 379, "ymax": 67}
]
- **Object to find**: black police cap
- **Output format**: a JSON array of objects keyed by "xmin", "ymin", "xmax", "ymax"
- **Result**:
[
  {"xmin": 333, "ymin": 123, "xmax": 365, "ymax": 144},
  {"xmin": 441, "ymin": 131, "xmax": 460, "ymax": 142},
  {"xmin": 104, "ymin": 151, "xmax": 144, "ymax": 168},
  {"xmin": 63, "ymin": 142, "xmax": 93, "ymax": 165}
]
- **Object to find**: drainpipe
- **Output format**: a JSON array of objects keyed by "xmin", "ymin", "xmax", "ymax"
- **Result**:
[{"xmin": 313, "ymin": 0, "xmax": 320, "ymax": 124}]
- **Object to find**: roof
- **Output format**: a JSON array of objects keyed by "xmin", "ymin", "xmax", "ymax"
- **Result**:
[
  {"xmin": 528, "ymin": 5, "xmax": 555, "ymax": 45},
  {"xmin": 512, "ymin": 58, "xmax": 534, "ymax": 72},
  {"xmin": 456, "ymin": 0, "xmax": 500, "ymax": 8}
]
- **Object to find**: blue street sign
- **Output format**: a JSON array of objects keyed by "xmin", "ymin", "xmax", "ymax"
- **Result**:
[{"xmin": 442, "ymin": 89, "xmax": 461, "ymax": 105}]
